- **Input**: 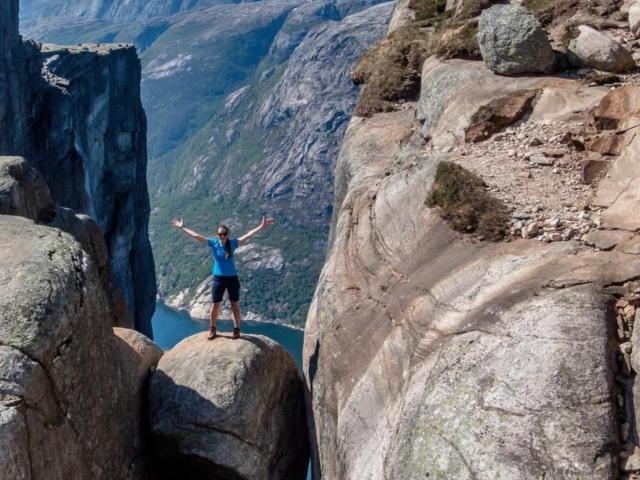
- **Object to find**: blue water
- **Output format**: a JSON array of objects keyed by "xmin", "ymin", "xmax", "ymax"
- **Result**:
[{"xmin": 152, "ymin": 302, "xmax": 312, "ymax": 479}]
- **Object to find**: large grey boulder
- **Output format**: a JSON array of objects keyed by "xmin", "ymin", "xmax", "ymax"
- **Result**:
[
  {"xmin": 0, "ymin": 156, "xmax": 55, "ymax": 222},
  {"xmin": 477, "ymin": 4, "xmax": 555, "ymax": 75},
  {"xmin": 568, "ymin": 25, "xmax": 635, "ymax": 73},
  {"xmin": 149, "ymin": 333, "xmax": 308, "ymax": 480},
  {"xmin": 0, "ymin": 215, "xmax": 151, "ymax": 479},
  {"xmin": 1, "ymin": 11, "xmax": 157, "ymax": 336}
]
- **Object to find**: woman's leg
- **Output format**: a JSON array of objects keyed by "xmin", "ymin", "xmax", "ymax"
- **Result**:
[
  {"xmin": 210, "ymin": 302, "xmax": 221, "ymax": 328},
  {"xmin": 229, "ymin": 276, "xmax": 241, "ymax": 338},
  {"xmin": 209, "ymin": 276, "xmax": 225, "ymax": 340},
  {"xmin": 208, "ymin": 302, "xmax": 221, "ymax": 339},
  {"xmin": 230, "ymin": 301, "xmax": 241, "ymax": 329}
]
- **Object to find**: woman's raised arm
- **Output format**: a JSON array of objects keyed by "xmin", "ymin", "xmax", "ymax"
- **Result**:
[
  {"xmin": 238, "ymin": 216, "xmax": 275, "ymax": 245},
  {"xmin": 171, "ymin": 218, "xmax": 208, "ymax": 244}
]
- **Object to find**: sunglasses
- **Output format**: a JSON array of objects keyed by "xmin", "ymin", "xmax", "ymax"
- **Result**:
[{"xmin": 217, "ymin": 231, "xmax": 228, "ymax": 236}]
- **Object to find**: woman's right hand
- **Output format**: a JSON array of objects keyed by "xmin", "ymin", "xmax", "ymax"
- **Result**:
[{"xmin": 170, "ymin": 218, "xmax": 184, "ymax": 229}]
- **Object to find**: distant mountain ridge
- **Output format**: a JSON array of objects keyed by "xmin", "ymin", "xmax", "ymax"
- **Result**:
[{"xmin": 20, "ymin": 0, "xmax": 257, "ymax": 23}]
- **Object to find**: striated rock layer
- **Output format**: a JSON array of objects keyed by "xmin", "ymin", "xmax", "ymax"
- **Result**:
[
  {"xmin": 0, "ymin": 0, "xmax": 155, "ymax": 336},
  {"xmin": 304, "ymin": 12, "xmax": 640, "ymax": 479}
]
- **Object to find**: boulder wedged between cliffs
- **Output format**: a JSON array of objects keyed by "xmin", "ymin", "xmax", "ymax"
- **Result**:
[{"xmin": 149, "ymin": 333, "xmax": 309, "ymax": 480}]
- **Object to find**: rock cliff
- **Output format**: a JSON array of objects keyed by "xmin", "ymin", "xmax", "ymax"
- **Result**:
[
  {"xmin": 0, "ymin": 215, "xmax": 160, "ymax": 479},
  {"xmin": 305, "ymin": 1, "xmax": 640, "ymax": 478},
  {"xmin": 1, "ymin": 0, "xmax": 155, "ymax": 335}
]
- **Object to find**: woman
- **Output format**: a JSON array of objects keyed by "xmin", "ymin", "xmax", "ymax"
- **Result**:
[{"xmin": 170, "ymin": 216, "xmax": 275, "ymax": 339}]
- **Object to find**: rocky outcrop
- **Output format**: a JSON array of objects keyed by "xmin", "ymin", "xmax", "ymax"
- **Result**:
[
  {"xmin": 1, "ymin": 0, "xmax": 155, "ymax": 336},
  {"xmin": 149, "ymin": 333, "xmax": 308, "ymax": 480},
  {"xmin": 0, "ymin": 215, "xmax": 159, "ymax": 479},
  {"xmin": 37, "ymin": 43, "xmax": 156, "ymax": 336},
  {"xmin": 417, "ymin": 57, "xmax": 605, "ymax": 146},
  {"xmin": 0, "ymin": 156, "xmax": 55, "ymax": 222},
  {"xmin": 477, "ymin": 4, "xmax": 555, "ymax": 75},
  {"xmin": 306, "ymin": 15, "xmax": 640, "ymax": 478},
  {"xmin": 0, "ymin": 156, "xmax": 133, "ymax": 329},
  {"xmin": 568, "ymin": 25, "xmax": 635, "ymax": 73}
]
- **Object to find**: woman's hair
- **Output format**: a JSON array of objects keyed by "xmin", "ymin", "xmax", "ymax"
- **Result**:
[{"xmin": 218, "ymin": 224, "xmax": 233, "ymax": 259}]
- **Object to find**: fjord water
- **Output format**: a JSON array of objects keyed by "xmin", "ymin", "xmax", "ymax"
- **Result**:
[{"xmin": 152, "ymin": 302, "xmax": 305, "ymax": 371}]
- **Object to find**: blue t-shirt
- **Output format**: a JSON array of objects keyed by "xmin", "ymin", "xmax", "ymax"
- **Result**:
[{"xmin": 207, "ymin": 238, "xmax": 239, "ymax": 276}]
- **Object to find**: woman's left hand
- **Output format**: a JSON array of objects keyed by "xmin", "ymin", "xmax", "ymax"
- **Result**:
[{"xmin": 260, "ymin": 216, "xmax": 275, "ymax": 230}]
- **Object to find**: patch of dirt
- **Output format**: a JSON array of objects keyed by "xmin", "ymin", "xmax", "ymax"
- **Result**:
[{"xmin": 419, "ymin": 116, "xmax": 610, "ymax": 243}]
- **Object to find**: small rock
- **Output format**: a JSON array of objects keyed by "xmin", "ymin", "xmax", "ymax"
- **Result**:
[
  {"xmin": 493, "ymin": 133, "xmax": 506, "ymax": 142},
  {"xmin": 549, "ymin": 233, "xmax": 563, "ymax": 242},
  {"xmin": 624, "ymin": 305, "xmax": 636, "ymax": 321},
  {"xmin": 512, "ymin": 211, "xmax": 531, "ymax": 220},
  {"xmin": 543, "ymin": 147, "xmax": 567, "ymax": 158},
  {"xmin": 506, "ymin": 149, "xmax": 517, "ymax": 157},
  {"xmin": 545, "ymin": 218, "xmax": 561, "ymax": 228},
  {"xmin": 621, "ymin": 342, "xmax": 632, "ymax": 354},
  {"xmin": 621, "ymin": 448, "xmax": 640, "ymax": 472},
  {"xmin": 522, "ymin": 222, "xmax": 540, "ymax": 239},
  {"xmin": 567, "ymin": 25, "xmax": 635, "ymax": 73},
  {"xmin": 529, "ymin": 155, "xmax": 555, "ymax": 166},
  {"xmin": 528, "ymin": 137, "xmax": 543, "ymax": 147}
]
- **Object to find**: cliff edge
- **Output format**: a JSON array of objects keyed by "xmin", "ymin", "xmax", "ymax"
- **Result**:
[{"xmin": 305, "ymin": 1, "xmax": 640, "ymax": 478}]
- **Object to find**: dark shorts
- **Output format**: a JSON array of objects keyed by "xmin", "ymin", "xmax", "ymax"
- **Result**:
[{"xmin": 212, "ymin": 275, "xmax": 240, "ymax": 303}]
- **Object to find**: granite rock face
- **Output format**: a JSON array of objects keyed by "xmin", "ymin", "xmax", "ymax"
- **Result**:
[
  {"xmin": 305, "ymin": 52, "xmax": 640, "ymax": 478},
  {"xmin": 149, "ymin": 333, "xmax": 308, "ymax": 480},
  {"xmin": 0, "ymin": 156, "xmax": 133, "ymax": 328},
  {"xmin": 1, "ymin": 0, "xmax": 155, "ymax": 336},
  {"xmin": 477, "ymin": 4, "xmax": 555, "ymax": 75},
  {"xmin": 0, "ymin": 215, "xmax": 156, "ymax": 479}
]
